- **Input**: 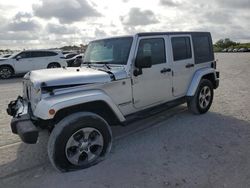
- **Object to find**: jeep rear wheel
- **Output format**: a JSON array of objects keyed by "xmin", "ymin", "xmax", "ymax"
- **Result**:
[
  {"xmin": 0, "ymin": 66, "xmax": 13, "ymax": 79},
  {"xmin": 187, "ymin": 79, "xmax": 214, "ymax": 114},
  {"xmin": 48, "ymin": 112, "xmax": 112, "ymax": 172}
]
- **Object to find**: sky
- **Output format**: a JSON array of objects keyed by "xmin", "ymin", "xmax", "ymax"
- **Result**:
[{"xmin": 0, "ymin": 0, "xmax": 249, "ymax": 49}]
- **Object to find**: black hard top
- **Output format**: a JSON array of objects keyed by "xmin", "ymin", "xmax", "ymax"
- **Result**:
[{"xmin": 137, "ymin": 31, "xmax": 211, "ymax": 37}]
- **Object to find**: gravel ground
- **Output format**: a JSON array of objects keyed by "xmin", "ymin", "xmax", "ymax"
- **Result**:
[{"xmin": 0, "ymin": 53, "xmax": 250, "ymax": 188}]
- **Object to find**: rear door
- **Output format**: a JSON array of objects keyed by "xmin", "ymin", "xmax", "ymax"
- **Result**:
[
  {"xmin": 170, "ymin": 35, "xmax": 195, "ymax": 97},
  {"xmin": 132, "ymin": 36, "xmax": 173, "ymax": 109},
  {"xmin": 31, "ymin": 51, "xmax": 52, "ymax": 70}
]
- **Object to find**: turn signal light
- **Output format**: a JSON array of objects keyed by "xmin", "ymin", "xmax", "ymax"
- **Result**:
[{"xmin": 49, "ymin": 109, "xmax": 56, "ymax": 115}]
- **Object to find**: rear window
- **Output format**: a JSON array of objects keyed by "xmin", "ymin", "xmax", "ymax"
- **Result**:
[
  {"xmin": 171, "ymin": 37, "xmax": 192, "ymax": 61},
  {"xmin": 44, "ymin": 51, "xmax": 58, "ymax": 56},
  {"xmin": 192, "ymin": 34, "xmax": 214, "ymax": 64}
]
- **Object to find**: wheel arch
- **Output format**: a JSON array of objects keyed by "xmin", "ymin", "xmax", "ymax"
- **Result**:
[
  {"xmin": 54, "ymin": 100, "xmax": 122, "ymax": 126},
  {"xmin": 0, "ymin": 64, "xmax": 15, "ymax": 73},
  {"xmin": 186, "ymin": 68, "xmax": 217, "ymax": 96},
  {"xmin": 47, "ymin": 62, "xmax": 61, "ymax": 68},
  {"xmin": 33, "ymin": 90, "xmax": 126, "ymax": 125}
]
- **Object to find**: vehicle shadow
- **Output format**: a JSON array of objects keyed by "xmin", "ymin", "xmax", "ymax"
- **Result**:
[
  {"xmin": 1, "ymin": 107, "xmax": 250, "ymax": 187},
  {"xmin": 0, "ymin": 76, "xmax": 23, "ymax": 84}
]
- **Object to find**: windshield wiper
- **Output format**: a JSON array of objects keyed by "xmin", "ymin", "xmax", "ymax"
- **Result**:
[
  {"xmin": 82, "ymin": 61, "xmax": 91, "ymax": 68},
  {"xmin": 93, "ymin": 62, "xmax": 111, "ymax": 69}
]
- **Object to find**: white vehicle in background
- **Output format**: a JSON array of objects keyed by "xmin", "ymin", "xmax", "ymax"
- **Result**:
[
  {"xmin": 0, "ymin": 49, "xmax": 67, "ymax": 79},
  {"xmin": 66, "ymin": 53, "xmax": 84, "ymax": 67}
]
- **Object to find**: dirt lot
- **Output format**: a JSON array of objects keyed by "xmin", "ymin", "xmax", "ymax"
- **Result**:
[{"xmin": 0, "ymin": 53, "xmax": 250, "ymax": 188}]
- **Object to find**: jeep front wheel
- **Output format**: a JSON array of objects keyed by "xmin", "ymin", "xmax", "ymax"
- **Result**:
[
  {"xmin": 48, "ymin": 112, "xmax": 112, "ymax": 172},
  {"xmin": 187, "ymin": 79, "xmax": 214, "ymax": 114}
]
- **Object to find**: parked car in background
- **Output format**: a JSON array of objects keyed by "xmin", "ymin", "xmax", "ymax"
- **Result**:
[
  {"xmin": 227, "ymin": 48, "xmax": 233, "ymax": 52},
  {"xmin": 222, "ymin": 48, "xmax": 228, "ymax": 52},
  {"xmin": 233, "ymin": 48, "xmax": 238, "ymax": 52},
  {"xmin": 65, "ymin": 52, "xmax": 79, "ymax": 59},
  {"xmin": 66, "ymin": 54, "xmax": 84, "ymax": 67},
  {"xmin": 0, "ymin": 49, "xmax": 67, "ymax": 79},
  {"xmin": 238, "ymin": 48, "xmax": 248, "ymax": 52},
  {"xmin": 1, "ymin": 54, "xmax": 12, "ymax": 58}
]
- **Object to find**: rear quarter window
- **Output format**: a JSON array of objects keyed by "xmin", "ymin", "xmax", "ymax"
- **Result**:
[
  {"xmin": 192, "ymin": 34, "xmax": 214, "ymax": 64},
  {"xmin": 43, "ymin": 51, "xmax": 58, "ymax": 57}
]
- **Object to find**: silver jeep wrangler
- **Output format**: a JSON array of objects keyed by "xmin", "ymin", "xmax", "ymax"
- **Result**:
[{"xmin": 7, "ymin": 32, "xmax": 219, "ymax": 172}]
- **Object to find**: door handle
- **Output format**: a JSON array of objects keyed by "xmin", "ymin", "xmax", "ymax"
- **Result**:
[
  {"xmin": 185, "ymin": 63, "xmax": 194, "ymax": 68},
  {"xmin": 160, "ymin": 68, "xmax": 171, "ymax": 73}
]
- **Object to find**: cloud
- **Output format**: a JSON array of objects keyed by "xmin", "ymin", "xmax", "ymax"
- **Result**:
[
  {"xmin": 46, "ymin": 23, "xmax": 78, "ymax": 34},
  {"xmin": 216, "ymin": 0, "xmax": 250, "ymax": 9},
  {"xmin": 32, "ymin": 0, "xmax": 101, "ymax": 24},
  {"xmin": 8, "ymin": 21, "xmax": 40, "ymax": 32},
  {"xmin": 7, "ymin": 12, "xmax": 41, "ymax": 32},
  {"xmin": 94, "ymin": 28, "xmax": 107, "ymax": 38},
  {"xmin": 0, "ymin": 32, "xmax": 37, "ymax": 41},
  {"xmin": 121, "ymin": 8, "xmax": 159, "ymax": 26},
  {"xmin": 160, "ymin": 0, "xmax": 180, "ymax": 7}
]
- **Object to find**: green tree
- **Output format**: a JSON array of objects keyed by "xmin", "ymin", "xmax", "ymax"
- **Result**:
[{"xmin": 215, "ymin": 38, "xmax": 236, "ymax": 49}]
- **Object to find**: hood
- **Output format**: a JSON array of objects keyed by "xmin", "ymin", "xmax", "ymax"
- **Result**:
[
  {"xmin": 0, "ymin": 58, "xmax": 7, "ymax": 61},
  {"xmin": 25, "ymin": 66, "xmax": 128, "ymax": 89}
]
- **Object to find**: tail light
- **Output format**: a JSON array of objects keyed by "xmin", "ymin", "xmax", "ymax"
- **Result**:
[{"xmin": 211, "ymin": 60, "xmax": 217, "ymax": 69}]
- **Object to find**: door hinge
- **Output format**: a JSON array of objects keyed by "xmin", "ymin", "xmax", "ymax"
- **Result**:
[
  {"xmin": 172, "ymin": 71, "xmax": 174, "ymax": 76},
  {"xmin": 172, "ymin": 87, "xmax": 174, "ymax": 93}
]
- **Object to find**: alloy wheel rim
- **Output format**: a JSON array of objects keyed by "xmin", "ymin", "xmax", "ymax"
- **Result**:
[
  {"xmin": 0, "ymin": 68, "xmax": 11, "ymax": 78},
  {"xmin": 198, "ymin": 86, "xmax": 211, "ymax": 109},
  {"xmin": 65, "ymin": 127, "xmax": 104, "ymax": 166}
]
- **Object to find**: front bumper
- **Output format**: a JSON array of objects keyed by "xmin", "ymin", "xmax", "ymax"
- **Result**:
[{"xmin": 7, "ymin": 97, "xmax": 38, "ymax": 144}]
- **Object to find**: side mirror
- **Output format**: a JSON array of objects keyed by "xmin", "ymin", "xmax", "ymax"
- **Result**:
[
  {"xmin": 134, "ymin": 56, "xmax": 152, "ymax": 76},
  {"xmin": 135, "ymin": 56, "xmax": 152, "ymax": 68},
  {"xmin": 16, "ymin": 56, "xmax": 22, "ymax": 61}
]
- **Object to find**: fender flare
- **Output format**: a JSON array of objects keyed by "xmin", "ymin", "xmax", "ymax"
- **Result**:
[
  {"xmin": 33, "ymin": 90, "xmax": 125, "ymax": 122},
  {"xmin": 186, "ymin": 68, "xmax": 217, "ymax": 96}
]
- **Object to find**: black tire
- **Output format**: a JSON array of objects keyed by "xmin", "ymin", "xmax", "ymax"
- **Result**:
[
  {"xmin": 187, "ymin": 79, "xmax": 214, "ymax": 114},
  {"xmin": 0, "ymin": 65, "xmax": 14, "ymax": 79},
  {"xmin": 0, "ymin": 66, "xmax": 14, "ymax": 79},
  {"xmin": 47, "ymin": 63, "xmax": 61, "ymax": 69},
  {"xmin": 48, "ymin": 112, "xmax": 112, "ymax": 172}
]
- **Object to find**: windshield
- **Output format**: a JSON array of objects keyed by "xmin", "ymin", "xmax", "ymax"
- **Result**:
[
  {"xmin": 84, "ymin": 37, "xmax": 133, "ymax": 65},
  {"xmin": 9, "ymin": 52, "xmax": 20, "ymax": 59}
]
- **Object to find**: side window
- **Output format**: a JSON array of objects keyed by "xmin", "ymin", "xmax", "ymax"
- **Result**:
[
  {"xmin": 30, "ymin": 51, "xmax": 43, "ymax": 58},
  {"xmin": 171, "ymin": 37, "xmax": 192, "ymax": 61},
  {"xmin": 18, "ymin": 51, "xmax": 31, "ymax": 59},
  {"xmin": 192, "ymin": 36, "xmax": 213, "ymax": 64},
  {"xmin": 136, "ymin": 38, "xmax": 166, "ymax": 65},
  {"xmin": 45, "ymin": 51, "xmax": 58, "ymax": 56}
]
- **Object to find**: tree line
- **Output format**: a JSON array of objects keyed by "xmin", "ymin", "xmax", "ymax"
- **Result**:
[{"xmin": 213, "ymin": 38, "xmax": 250, "ymax": 52}]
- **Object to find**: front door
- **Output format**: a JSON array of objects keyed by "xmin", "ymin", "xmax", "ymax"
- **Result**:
[
  {"xmin": 14, "ymin": 51, "xmax": 34, "ymax": 73},
  {"xmin": 132, "ymin": 36, "xmax": 172, "ymax": 109},
  {"xmin": 170, "ymin": 35, "xmax": 195, "ymax": 97}
]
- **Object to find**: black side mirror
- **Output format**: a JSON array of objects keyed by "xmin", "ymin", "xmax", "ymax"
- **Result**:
[
  {"xmin": 134, "ymin": 56, "xmax": 152, "ymax": 76},
  {"xmin": 16, "ymin": 56, "xmax": 21, "ymax": 61}
]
